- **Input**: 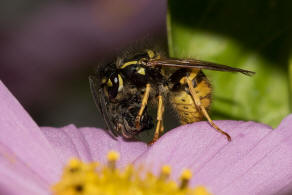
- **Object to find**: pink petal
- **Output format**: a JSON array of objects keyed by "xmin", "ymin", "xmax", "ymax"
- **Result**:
[
  {"xmin": 135, "ymin": 118, "xmax": 292, "ymax": 195},
  {"xmin": 0, "ymin": 157, "xmax": 48, "ymax": 195},
  {"xmin": 79, "ymin": 127, "xmax": 148, "ymax": 167},
  {"xmin": 42, "ymin": 125, "xmax": 148, "ymax": 167},
  {"xmin": 218, "ymin": 115, "xmax": 292, "ymax": 195},
  {"xmin": 41, "ymin": 125, "xmax": 93, "ymax": 164},
  {"xmin": 135, "ymin": 120, "xmax": 269, "ymax": 177},
  {"xmin": 0, "ymin": 81, "xmax": 62, "ymax": 192}
]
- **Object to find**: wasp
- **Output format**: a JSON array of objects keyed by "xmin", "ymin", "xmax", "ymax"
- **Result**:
[{"xmin": 89, "ymin": 49, "xmax": 255, "ymax": 143}]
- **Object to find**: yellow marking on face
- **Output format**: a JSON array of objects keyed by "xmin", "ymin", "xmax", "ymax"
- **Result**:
[
  {"xmin": 120, "ymin": 61, "xmax": 137, "ymax": 69},
  {"xmin": 138, "ymin": 58, "xmax": 147, "ymax": 65},
  {"xmin": 147, "ymin": 49, "xmax": 155, "ymax": 59},
  {"xmin": 102, "ymin": 78, "xmax": 107, "ymax": 84},
  {"xmin": 147, "ymin": 49, "xmax": 161, "ymax": 59},
  {"xmin": 107, "ymin": 79, "xmax": 113, "ymax": 87},
  {"xmin": 118, "ymin": 74, "xmax": 123, "ymax": 92},
  {"xmin": 137, "ymin": 67, "xmax": 146, "ymax": 75}
]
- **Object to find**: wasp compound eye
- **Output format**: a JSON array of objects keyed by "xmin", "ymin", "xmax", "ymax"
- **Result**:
[{"xmin": 107, "ymin": 74, "xmax": 119, "ymax": 99}]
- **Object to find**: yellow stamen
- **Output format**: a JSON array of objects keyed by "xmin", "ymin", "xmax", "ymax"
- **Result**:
[
  {"xmin": 194, "ymin": 186, "xmax": 212, "ymax": 195},
  {"xmin": 159, "ymin": 165, "xmax": 171, "ymax": 180},
  {"xmin": 67, "ymin": 158, "xmax": 81, "ymax": 173},
  {"xmin": 180, "ymin": 169, "xmax": 192, "ymax": 189},
  {"xmin": 52, "ymin": 151, "xmax": 212, "ymax": 195},
  {"xmin": 107, "ymin": 150, "xmax": 120, "ymax": 170},
  {"xmin": 107, "ymin": 150, "xmax": 120, "ymax": 161}
]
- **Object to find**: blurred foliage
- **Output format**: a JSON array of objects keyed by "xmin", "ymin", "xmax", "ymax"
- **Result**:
[{"xmin": 167, "ymin": 0, "xmax": 292, "ymax": 127}]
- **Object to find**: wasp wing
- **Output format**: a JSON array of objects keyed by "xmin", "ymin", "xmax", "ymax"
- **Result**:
[
  {"xmin": 148, "ymin": 58, "xmax": 255, "ymax": 76},
  {"xmin": 89, "ymin": 76, "xmax": 118, "ymax": 138}
]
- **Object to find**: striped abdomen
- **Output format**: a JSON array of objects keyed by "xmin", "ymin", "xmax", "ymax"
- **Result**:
[{"xmin": 169, "ymin": 69, "xmax": 212, "ymax": 124}]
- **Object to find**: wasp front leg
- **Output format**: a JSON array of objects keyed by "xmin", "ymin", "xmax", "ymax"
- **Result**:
[
  {"xmin": 149, "ymin": 95, "xmax": 165, "ymax": 145},
  {"xmin": 135, "ymin": 83, "xmax": 151, "ymax": 129}
]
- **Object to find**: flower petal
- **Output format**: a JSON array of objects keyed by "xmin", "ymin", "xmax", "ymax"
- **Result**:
[
  {"xmin": 0, "ymin": 158, "xmax": 48, "ymax": 195},
  {"xmin": 78, "ymin": 127, "xmax": 148, "ymax": 167},
  {"xmin": 42, "ymin": 126, "xmax": 148, "ymax": 167},
  {"xmin": 133, "ymin": 119, "xmax": 292, "ymax": 195},
  {"xmin": 42, "ymin": 125, "xmax": 92, "ymax": 164},
  {"xmin": 135, "ymin": 120, "xmax": 270, "ymax": 175},
  {"xmin": 217, "ymin": 115, "xmax": 292, "ymax": 195},
  {"xmin": 0, "ymin": 81, "xmax": 63, "ymax": 189}
]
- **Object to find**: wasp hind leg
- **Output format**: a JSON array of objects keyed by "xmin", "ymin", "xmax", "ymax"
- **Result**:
[
  {"xmin": 184, "ymin": 77, "xmax": 232, "ymax": 142},
  {"xmin": 148, "ymin": 95, "xmax": 165, "ymax": 145},
  {"xmin": 135, "ymin": 83, "xmax": 151, "ymax": 129}
]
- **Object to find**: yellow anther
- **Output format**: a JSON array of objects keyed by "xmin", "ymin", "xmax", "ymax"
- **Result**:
[
  {"xmin": 67, "ymin": 158, "xmax": 81, "ymax": 170},
  {"xmin": 194, "ymin": 186, "xmax": 212, "ymax": 195},
  {"xmin": 162, "ymin": 165, "xmax": 171, "ymax": 175},
  {"xmin": 83, "ymin": 162, "xmax": 99, "ymax": 172},
  {"xmin": 53, "ymin": 152, "xmax": 210, "ymax": 195},
  {"xmin": 107, "ymin": 150, "xmax": 120, "ymax": 162},
  {"xmin": 107, "ymin": 150, "xmax": 120, "ymax": 170},
  {"xmin": 159, "ymin": 165, "xmax": 171, "ymax": 180},
  {"xmin": 180, "ymin": 169, "xmax": 192, "ymax": 189},
  {"xmin": 180, "ymin": 169, "xmax": 192, "ymax": 180}
]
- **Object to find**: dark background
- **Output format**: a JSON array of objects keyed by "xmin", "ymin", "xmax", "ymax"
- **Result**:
[{"xmin": 0, "ymin": 0, "xmax": 167, "ymax": 128}]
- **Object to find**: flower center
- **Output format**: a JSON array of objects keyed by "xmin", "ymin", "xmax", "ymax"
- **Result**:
[{"xmin": 52, "ymin": 150, "xmax": 211, "ymax": 195}]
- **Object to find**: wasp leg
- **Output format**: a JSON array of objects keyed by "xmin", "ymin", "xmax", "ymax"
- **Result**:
[
  {"xmin": 159, "ymin": 112, "xmax": 165, "ymax": 135},
  {"xmin": 149, "ymin": 95, "xmax": 164, "ymax": 145},
  {"xmin": 135, "ymin": 83, "xmax": 151, "ymax": 129},
  {"xmin": 185, "ymin": 77, "xmax": 232, "ymax": 142},
  {"xmin": 158, "ymin": 98, "xmax": 165, "ymax": 136}
]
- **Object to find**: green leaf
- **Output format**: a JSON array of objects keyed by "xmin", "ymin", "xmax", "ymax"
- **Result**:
[{"xmin": 167, "ymin": 0, "xmax": 291, "ymax": 127}]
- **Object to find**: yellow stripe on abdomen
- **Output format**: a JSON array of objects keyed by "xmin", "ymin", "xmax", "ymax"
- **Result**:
[{"xmin": 170, "ymin": 75, "xmax": 212, "ymax": 125}]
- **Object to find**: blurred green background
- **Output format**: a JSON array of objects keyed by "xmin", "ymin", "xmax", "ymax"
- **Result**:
[{"xmin": 168, "ymin": 0, "xmax": 291, "ymax": 127}]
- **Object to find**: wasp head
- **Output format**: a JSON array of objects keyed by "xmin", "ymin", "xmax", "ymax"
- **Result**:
[{"xmin": 89, "ymin": 62, "xmax": 153, "ymax": 139}]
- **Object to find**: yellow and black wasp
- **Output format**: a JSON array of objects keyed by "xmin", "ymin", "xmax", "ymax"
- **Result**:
[{"xmin": 89, "ymin": 49, "xmax": 255, "ymax": 143}]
